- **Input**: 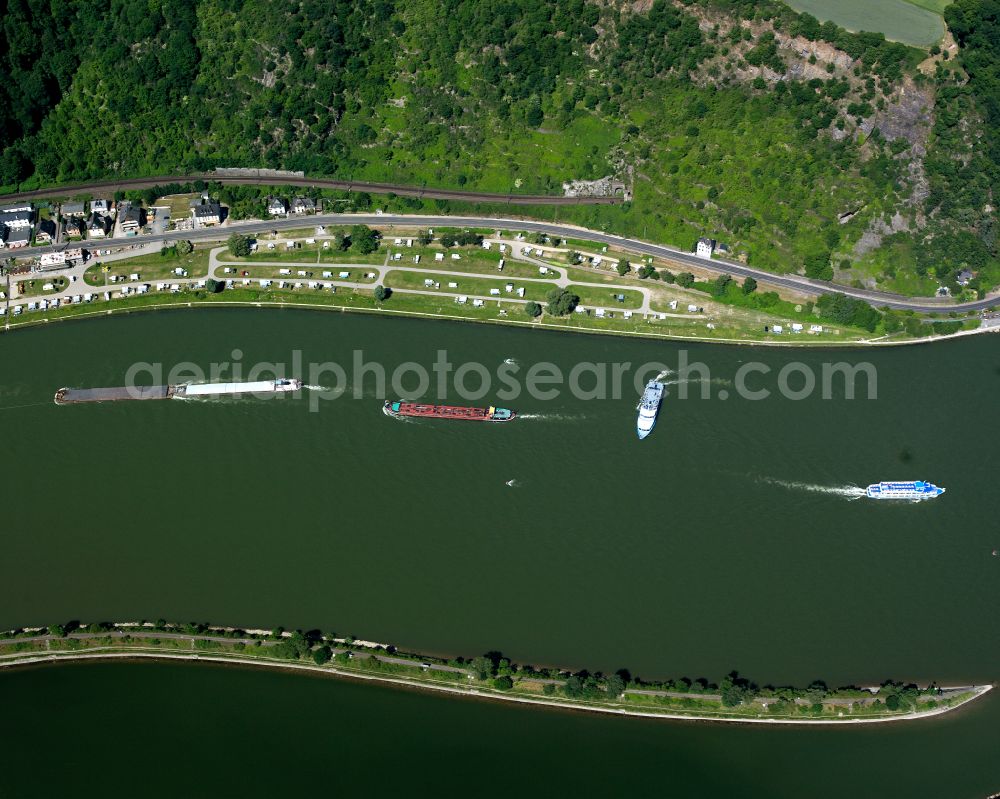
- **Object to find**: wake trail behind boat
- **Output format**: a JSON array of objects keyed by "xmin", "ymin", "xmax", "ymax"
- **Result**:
[
  {"xmin": 662, "ymin": 377, "xmax": 732, "ymax": 387},
  {"xmin": 0, "ymin": 401, "xmax": 53, "ymax": 412},
  {"xmin": 516, "ymin": 413, "xmax": 587, "ymax": 422},
  {"xmin": 303, "ymin": 384, "xmax": 341, "ymax": 392},
  {"xmin": 173, "ymin": 395, "xmax": 261, "ymax": 404},
  {"xmin": 762, "ymin": 477, "xmax": 867, "ymax": 500}
]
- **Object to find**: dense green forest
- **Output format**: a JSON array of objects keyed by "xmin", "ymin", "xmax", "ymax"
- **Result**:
[{"xmin": 0, "ymin": 0, "xmax": 997, "ymax": 295}]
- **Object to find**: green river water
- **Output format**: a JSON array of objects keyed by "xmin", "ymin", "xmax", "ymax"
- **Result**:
[{"xmin": 1, "ymin": 309, "xmax": 998, "ymax": 796}]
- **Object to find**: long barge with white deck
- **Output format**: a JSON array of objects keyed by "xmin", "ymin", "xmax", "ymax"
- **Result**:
[{"xmin": 55, "ymin": 378, "xmax": 301, "ymax": 405}]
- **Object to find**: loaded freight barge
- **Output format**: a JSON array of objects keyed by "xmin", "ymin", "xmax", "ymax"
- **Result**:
[
  {"xmin": 383, "ymin": 400, "xmax": 515, "ymax": 421},
  {"xmin": 55, "ymin": 378, "xmax": 301, "ymax": 405}
]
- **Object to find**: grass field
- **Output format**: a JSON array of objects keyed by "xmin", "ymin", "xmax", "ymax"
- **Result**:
[
  {"xmin": 218, "ymin": 244, "xmax": 379, "ymax": 265},
  {"xmin": 154, "ymin": 193, "xmax": 200, "ymax": 218},
  {"xmin": 783, "ymin": 0, "xmax": 946, "ymax": 46},
  {"xmin": 226, "ymin": 264, "xmax": 378, "ymax": 283},
  {"xmin": 84, "ymin": 247, "xmax": 210, "ymax": 286},
  {"xmin": 383, "ymin": 270, "xmax": 558, "ymax": 302},
  {"xmin": 13, "ymin": 275, "xmax": 71, "ymax": 298},
  {"xmin": 566, "ymin": 284, "xmax": 645, "ymax": 310}
]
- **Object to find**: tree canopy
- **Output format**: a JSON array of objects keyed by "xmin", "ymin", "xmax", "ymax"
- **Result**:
[
  {"xmin": 227, "ymin": 234, "xmax": 252, "ymax": 258},
  {"xmin": 351, "ymin": 225, "xmax": 381, "ymax": 255},
  {"xmin": 546, "ymin": 288, "xmax": 580, "ymax": 315}
]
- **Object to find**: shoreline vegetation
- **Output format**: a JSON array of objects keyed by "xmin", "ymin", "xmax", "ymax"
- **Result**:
[
  {"xmin": 0, "ymin": 290, "xmax": 989, "ymax": 349},
  {"xmin": 0, "ymin": 621, "xmax": 990, "ymax": 725}
]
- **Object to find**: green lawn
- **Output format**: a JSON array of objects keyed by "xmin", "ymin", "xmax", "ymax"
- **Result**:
[
  {"xmin": 13, "ymin": 275, "xmax": 71, "ymax": 298},
  {"xmin": 384, "ymin": 270, "xmax": 558, "ymax": 302},
  {"xmin": 567, "ymin": 284, "xmax": 645, "ymax": 310},
  {"xmin": 227, "ymin": 264, "xmax": 378, "ymax": 283},
  {"xmin": 219, "ymin": 244, "xmax": 327, "ymax": 264},
  {"xmin": 84, "ymin": 247, "xmax": 210, "ymax": 286},
  {"xmin": 155, "ymin": 193, "xmax": 200, "ymax": 218},
  {"xmin": 396, "ymin": 247, "xmax": 544, "ymax": 278}
]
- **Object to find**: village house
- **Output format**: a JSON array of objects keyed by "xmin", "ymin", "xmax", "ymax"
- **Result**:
[
  {"xmin": 91, "ymin": 199, "xmax": 111, "ymax": 215},
  {"xmin": 191, "ymin": 198, "xmax": 222, "ymax": 226},
  {"xmin": 695, "ymin": 237, "xmax": 715, "ymax": 258},
  {"xmin": 120, "ymin": 204, "xmax": 144, "ymax": 233},
  {"xmin": 193, "ymin": 201, "xmax": 222, "ymax": 225},
  {"xmin": 61, "ymin": 201, "xmax": 86, "ymax": 217},
  {"xmin": 65, "ymin": 217, "xmax": 86, "ymax": 238},
  {"xmin": 957, "ymin": 269, "xmax": 974, "ymax": 286},
  {"xmin": 292, "ymin": 196, "xmax": 316, "ymax": 214},
  {"xmin": 88, "ymin": 213, "xmax": 113, "ymax": 237},
  {"xmin": 0, "ymin": 208, "xmax": 33, "ymax": 230},
  {"xmin": 267, "ymin": 197, "xmax": 289, "ymax": 216},
  {"xmin": 4, "ymin": 227, "xmax": 31, "ymax": 249},
  {"xmin": 35, "ymin": 218, "xmax": 57, "ymax": 243}
]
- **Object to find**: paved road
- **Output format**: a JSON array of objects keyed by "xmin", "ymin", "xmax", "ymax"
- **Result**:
[
  {"xmin": 0, "ymin": 174, "xmax": 619, "ymax": 206},
  {"xmin": 9, "ymin": 213, "xmax": 1000, "ymax": 314}
]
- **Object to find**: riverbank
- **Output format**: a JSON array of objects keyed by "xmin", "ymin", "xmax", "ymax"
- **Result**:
[
  {"xmin": 2, "ymin": 279, "xmax": 993, "ymax": 349},
  {"xmin": 1, "ymin": 624, "xmax": 989, "ymax": 725}
]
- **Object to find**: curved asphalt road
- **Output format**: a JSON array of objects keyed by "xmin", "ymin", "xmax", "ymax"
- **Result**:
[{"xmin": 11, "ymin": 212, "xmax": 1000, "ymax": 314}]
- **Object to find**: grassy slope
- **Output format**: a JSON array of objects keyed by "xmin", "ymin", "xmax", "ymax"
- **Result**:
[{"xmin": 783, "ymin": 0, "xmax": 946, "ymax": 45}]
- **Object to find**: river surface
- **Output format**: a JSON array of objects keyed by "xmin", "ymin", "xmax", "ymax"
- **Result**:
[{"xmin": 1, "ymin": 309, "xmax": 998, "ymax": 796}]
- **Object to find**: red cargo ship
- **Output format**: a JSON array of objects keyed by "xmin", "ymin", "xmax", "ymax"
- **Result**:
[{"xmin": 383, "ymin": 400, "xmax": 516, "ymax": 422}]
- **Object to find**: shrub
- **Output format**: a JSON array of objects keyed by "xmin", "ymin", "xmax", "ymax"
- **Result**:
[
  {"xmin": 804, "ymin": 250, "xmax": 833, "ymax": 281},
  {"xmin": 439, "ymin": 231, "xmax": 483, "ymax": 247}
]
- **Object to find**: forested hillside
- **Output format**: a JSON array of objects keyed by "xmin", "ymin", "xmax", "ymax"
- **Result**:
[{"xmin": 0, "ymin": 0, "xmax": 997, "ymax": 295}]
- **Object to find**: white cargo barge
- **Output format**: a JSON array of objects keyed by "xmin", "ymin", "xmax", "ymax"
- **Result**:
[
  {"xmin": 175, "ymin": 379, "xmax": 301, "ymax": 397},
  {"xmin": 56, "ymin": 378, "xmax": 301, "ymax": 404}
]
